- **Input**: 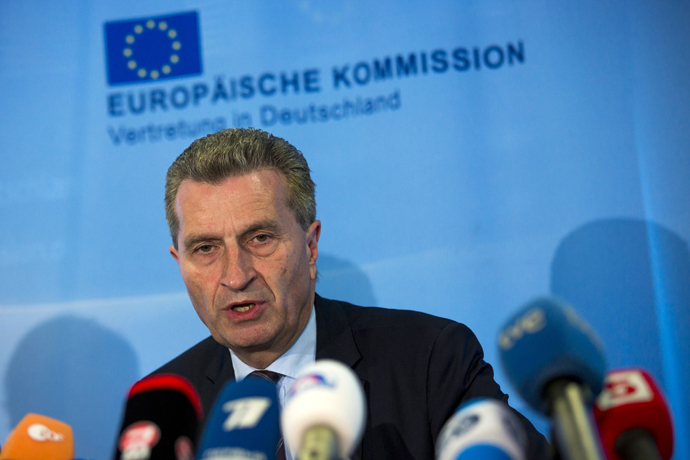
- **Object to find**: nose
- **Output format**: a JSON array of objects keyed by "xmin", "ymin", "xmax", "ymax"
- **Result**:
[{"xmin": 221, "ymin": 246, "xmax": 257, "ymax": 291}]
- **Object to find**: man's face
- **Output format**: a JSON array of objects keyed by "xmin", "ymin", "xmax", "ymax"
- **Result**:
[{"xmin": 169, "ymin": 169, "xmax": 320, "ymax": 365}]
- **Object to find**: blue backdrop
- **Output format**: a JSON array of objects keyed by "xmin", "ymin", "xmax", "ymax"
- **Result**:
[{"xmin": 1, "ymin": 1, "xmax": 689, "ymax": 459}]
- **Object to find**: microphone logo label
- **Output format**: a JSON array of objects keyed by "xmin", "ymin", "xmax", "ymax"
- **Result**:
[
  {"xmin": 498, "ymin": 308, "xmax": 546, "ymax": 350},
  {"xmin": 436, "ymin": 412, "xmax": 480, "ymax": 454},
  {"xmin": 596, "ymin": 370, "xmax": 653, "ymax": 410},
  {"xmin": 27, "ymin": 423, "xmax": 65, "ymax": 442},
  {"xmin": 119, "ymin": 421, "xmax": 161, "ymax": 460},
  {"xmin": 287, "ymin": 373, "xmax": 335, "ymax": 399},
  {"xmin": 449, "ymin": 414, "xmax": 480, "ymax": 438},
  {"xmin": 222, "ymin": 397, "xmax": 272, "ymax": 430},
  {"xmin": 174, "ymin": 436, "xmax": 194, "ymax": 460}
]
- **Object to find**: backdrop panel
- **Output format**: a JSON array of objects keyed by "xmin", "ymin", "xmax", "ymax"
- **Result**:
[{"xmin": 1, "ymin": 1, "xmax": 688, "ymax": 459}]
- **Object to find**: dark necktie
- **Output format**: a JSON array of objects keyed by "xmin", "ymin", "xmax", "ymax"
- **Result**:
[{"xmin": 248, "ymin": 370, "xmax": 287, "ymax": 460}]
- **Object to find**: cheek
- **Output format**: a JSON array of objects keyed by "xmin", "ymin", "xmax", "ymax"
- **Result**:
[
  {"xmin": 181, "ymin": 265, "xmax": 216, "ymax": 303},
  {"xmin": 182, "ymin": 278, "xmax": 211, "ymax": 326},
  {"xmin": 281, "ymin": 252, "xmax": 311, "ymax": 294},
  {"xmin": 280, "ymin": 252, "xmax": 304, "ymax": 281},
  {"xmin": 261, "ymin": 253, "xmax": 302, "ymax": 294},
  {"xmin": 191, "ymin": 299, "xmax": 210, "ymax": 325}
]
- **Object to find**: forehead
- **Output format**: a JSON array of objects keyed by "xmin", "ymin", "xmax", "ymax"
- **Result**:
[{"xmin": 175, "ymin": 169, "xmax": 291, "ymax": 230}]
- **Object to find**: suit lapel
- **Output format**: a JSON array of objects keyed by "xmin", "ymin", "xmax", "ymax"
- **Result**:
[
  {"xmin": 314, "ymin": 294, "xmax": 368, "ymax": 460},
  {"xmin": 205, "ymin": 342, "xmax": 235, "ymax": 384},
  {"xmin": 314, "ymin": 294, "xmax": 361, "ymax": 366},
  {"xmin": 200, "ymin": 341, "xmax": 235, "ymax": 419}
]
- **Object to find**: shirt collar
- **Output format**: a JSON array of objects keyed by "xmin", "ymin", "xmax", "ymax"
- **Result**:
[{"xmin": 230, "ymin": 305, "xmax": 317, "ymax": 381}]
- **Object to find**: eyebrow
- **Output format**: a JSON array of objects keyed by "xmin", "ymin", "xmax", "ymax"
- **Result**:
[
  {"xmin": 240, "ymin": 219, "xmax": 281, "ymax": 238},
  {"xmin": 182, "ymin": 218, "xmax": 282, "ymax": 252}
]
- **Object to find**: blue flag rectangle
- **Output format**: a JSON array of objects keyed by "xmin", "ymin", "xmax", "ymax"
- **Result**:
[{"xmin": 104, "ymin": 11, "xmax": 202, "ymax": 86}]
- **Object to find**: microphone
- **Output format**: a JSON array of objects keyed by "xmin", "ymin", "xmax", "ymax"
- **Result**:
[
  {"xmin": 281, "ymin": 359, "xmax": 366, "ymax": 460},
  {"xmin": 195, "ymin": 378, "xmax": 281, "ymax": 460},
  {"xmin": 435, "ymin": 398, "xmax": 528, "ymax": 460},
  {"xmin": 498, "ymin": 296, "xmax": 607, "ymax": 460},
  {"xmin": 113, "ymin": 374, "xmax": 203, "ymax": 460},
  {"xmin": 593, "ymin": 368, "xmax": 674, "ymax": 460},
  {"xmin": 0, "ymin": 413, "xmax": 74, "ymax": 460}
]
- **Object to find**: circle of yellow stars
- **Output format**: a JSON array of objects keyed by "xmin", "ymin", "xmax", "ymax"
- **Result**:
[{"xmin": 121, "ymin": 19, "xmax": 182, "ymax": 80}]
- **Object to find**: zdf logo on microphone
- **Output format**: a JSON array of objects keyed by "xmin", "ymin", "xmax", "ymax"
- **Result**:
[{"xmin": 27, "ymin": 423, "xmax": 66, "ymax": 442}]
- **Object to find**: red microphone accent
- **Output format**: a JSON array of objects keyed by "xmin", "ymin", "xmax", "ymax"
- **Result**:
[
  {"xmin": 593, "ymin": 368, "xmax": 673, "ymax": 460},
  {"xmin": 128, "ymin": 374, "xmax": 203, "ymax": 421}
]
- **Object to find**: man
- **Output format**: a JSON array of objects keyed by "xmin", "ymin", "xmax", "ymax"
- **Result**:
[{"xmin": 154, "ymin": 128, "xmax": 550, "ymax": 459}]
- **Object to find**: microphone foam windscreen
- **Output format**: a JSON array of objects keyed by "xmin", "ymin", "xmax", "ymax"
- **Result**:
[
  {"xmin": 594, "ymin": 368, "xmax": 674, "ymax": 460},
  {"xmin": 436, "ymin": 398, "xmax": 527, "ymax": 460},
  {"xmin": 196, "ymin": 378, "xmax": 280, "ymax": 460},
  {"xmin": 281, "ymin": 359, "xmax": 366, "ymax": 458},
  {"xmin": 498, "ymin": 297, "xmax": 607, "ymax": 414},
  {"xmin": 0, "ymin": 413, "xmax": 74, "ymax": 460},
  {"xmin": 113, "ymin": 374, "xmax": 202, "ymax": 460}
]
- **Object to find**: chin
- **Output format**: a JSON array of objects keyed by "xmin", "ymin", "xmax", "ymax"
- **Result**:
[{"xmin": 219, "ymin": 331, "xmax": 277, "ymax": 351}]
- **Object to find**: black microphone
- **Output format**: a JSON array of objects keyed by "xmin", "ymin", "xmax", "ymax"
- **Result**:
[{"xmin": 113, "ymin": 374, "xmax": 203, "ymax": 460}]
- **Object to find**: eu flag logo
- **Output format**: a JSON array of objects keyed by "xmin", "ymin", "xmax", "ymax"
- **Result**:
[{"xmin": 104, "ymin": 11, "xmax": 202, "ymax": 86}]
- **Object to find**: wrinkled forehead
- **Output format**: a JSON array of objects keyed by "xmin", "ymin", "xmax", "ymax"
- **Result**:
[{"xmin": 174, "ymin": 170, "xmax": 294, "ymax": 226}]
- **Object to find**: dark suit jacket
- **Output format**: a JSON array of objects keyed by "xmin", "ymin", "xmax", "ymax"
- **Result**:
[{"xmin": 153, "ymin": 294, "xmax": 551, "ymax": 459}]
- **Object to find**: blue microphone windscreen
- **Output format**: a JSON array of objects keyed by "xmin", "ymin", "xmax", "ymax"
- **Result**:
[
  {"xmin": 196, "ymin": 378, "xmax": 280, "ymax": 460},
  {"xmin": 456, "ymin": 445, "xmax": 512, "ymax": 460},
  {"xmin": 498, "ymin": 297, "xmax": 606, "ymax": 414}
]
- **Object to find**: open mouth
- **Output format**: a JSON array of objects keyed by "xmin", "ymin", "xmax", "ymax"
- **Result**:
[{"xmin": 231, "ymin": 303, "xmax": 256, "ymax": 313}]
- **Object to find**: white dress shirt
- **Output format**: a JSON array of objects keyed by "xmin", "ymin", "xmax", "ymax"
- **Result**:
[{"xmin": 229, "ymin": 306, "xmax": 317, "ymax": 460}]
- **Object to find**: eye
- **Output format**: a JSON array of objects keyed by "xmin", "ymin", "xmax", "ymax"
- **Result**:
[
  {"xmin": 254, "ymin": 234, "xmax": 271, "ymax": 243},
  {"xmin": 195, "ymin": 244, "xmax": 215, "ymax": 253},
  {"xmin": 248, "ymin": 232, "xmax": 278, "ymax": 257}
]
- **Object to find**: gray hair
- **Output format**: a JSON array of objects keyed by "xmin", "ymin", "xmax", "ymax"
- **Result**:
[{"xmin": 165, "ymin": 128, "xmax": 316, "ymax": 248}]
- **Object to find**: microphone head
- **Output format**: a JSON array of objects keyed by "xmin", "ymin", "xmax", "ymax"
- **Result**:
[
  {"xmin": 0, "ymin": 413, "xmax": 74, "ymax": 460},
  {"xmin": 196, "ymin": 378, "xmax": 280, "ymax": 460},
  {"xmin": 594, "ymin": 368, "xmax": 674, "ymax": 460},
  {"xmin": 436, "ymin": 398, "xmax": 527, "ymax": 460},
  {"xmin": 113, "ymin": 374, "xmax": 202, "ymax": 460},
  {"xmin": 282, "ymin": 359, "xmax": 366, "ymax": 459},
  {"xmin": 498, "ymin": 297, "xmax": 607, "ymax": 414}
]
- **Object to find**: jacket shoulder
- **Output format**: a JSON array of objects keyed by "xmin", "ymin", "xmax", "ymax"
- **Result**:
[
  {"xmin": 323, "ymin": 296, "xmax": 457, "ymax": 332},
  {"xmin": 150, "ymin": 335, "xmax": 226, "ymax": 382}
]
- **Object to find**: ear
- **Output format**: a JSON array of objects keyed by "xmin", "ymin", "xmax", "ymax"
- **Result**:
[
  {"xmin": 306, "ymin": 220, "xmax": 321, "ymax": 281},
  {"xmin": 169, "ymin": 245, "xmax": 180, "ymax": 264}
]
